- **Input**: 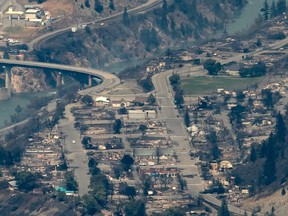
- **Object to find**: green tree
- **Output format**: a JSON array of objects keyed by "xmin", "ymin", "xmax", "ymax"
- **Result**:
[
  {"xmin": 121, "ymin": 154, "xmax": 134, "ymax": 171},
  {"xmin": 57, "ymin": 190, "xmax": 66, "ymax": 201},
  {"xmin": 203, "ymin": 59, "xmax": 222, "ymax": 76},
  {"xmin": 263, "ymin": 133, "xmax": 277, "ymax": 185},
  {"xmin": 229, "ymin": 105, "xmax": 246, "ymax": 125},
  {"xmin": 109, "ymin": 0, "xmax": 115, "ymax": 11},
  {"xmin": 113, "ymin": 119, "xmax": 122, "ymax": 134},
  {"xmin": 174, "ymin": 89, "xmax": 184, "ymax": 106},
  {"xmin": 15, "ymin": 105, "xmax": 22, "ymax": 114},
  {"xmin": 15, "ymin": 171, "xmax": 38, "ymax": 191},
  {"xmin": 277, "ymin": 0, "xmax": 287, "ymax": 15},
  {"xmin": 83, "ymin": 194, "xmax": 99, "ymax": 215},
  {"xmin": 236, "ymin": 91, "xmax": 246, "ymax": 103},
  {"xmin": 122, "ymin": 7, "xmax": 130, "ymax": 26},
  {"xmin": 271, "ymin": 0, "xmax": 277, "ymax": 18},
  {"xmin": 160, "ymin": 0, "xmax": 168, "ymax": 30},
  {"xmin": 250, "ymin": 146, "xmax": 257, "ymax": 162},
  {"xmin": 261, "ymin": 0, "xmax": 270, "ymax": 21},
  {"xmin": 170, "ymin": 17, "xmax": 176, "ymax": 34},
  {"xmin": 261, "ymin": 89, "xmax": 275, "ymax": 109},
  {"xmin": 88, "ymin": 158, "xmax": 97, "ymax": 168},
  {"xmin": 138, "ymin": 124, "xmax": 148, "ymax": 135},
  {"xmin": 276, "ymin": 112, "xmax": 286, "ymax": 158},
  {"xmin": 147, "ymin": 93, "xmax": 156, "ymax": 105},
  {"xmin": 124, "ymin": 199, "xmax": 146, "ymax": 216},
  {"xmin": 65, "ymin": 171, "xmax": 78, "ymax": 191},
  {"xmin": 125, "ymin": 186, "xmax": 137, "ymax": 199},
  {"xmin": 84, "ymin": 0, "xmax": 90, "ymax": 8},
  {"xmin": 81, "ymin": 95, "xmax": 93, "ymax": 106},
  {"xmin": 276, "ymin": 112, "xmax": 286, "ymax": 143},
  {"xmin": 184, "ymin": 111, "xmax": 190, "ymax": 127},
  {"xmin": 94, "ymin": 0, "xmax": 103, "ymax": 13},
  {"xmin": 118, "ymin": 107, "xmax": 128, "ymax": 115},
  {"xmin": 217, "ymin": 199, "xmax": 230, "ymax": 216},
  {"xmin": 169, "ymin": 73, "xmax": 180, "ymax": 86},
  {"xmin": 281, "ymin": 188, "xmax": 286, "ymax": 196}
]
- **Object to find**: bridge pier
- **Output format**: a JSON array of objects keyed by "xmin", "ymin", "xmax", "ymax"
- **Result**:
[
  {"xmin": 88, "ymin": 75, "xmax": 93, "ymax": 87},
  {"xmin": 4, "ymin": 66, "xmax": 12, "ymax": 98},
  {"xmin": 56, "ymin": 72, "xmax": 62, "ymax": 87}
]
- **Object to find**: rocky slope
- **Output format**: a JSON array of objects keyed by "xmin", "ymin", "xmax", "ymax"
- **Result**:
[{"xmin": 12, "ymin": 68, "xmax": 49, "ymax": 93}]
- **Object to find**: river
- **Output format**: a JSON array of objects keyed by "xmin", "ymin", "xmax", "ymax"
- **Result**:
[
  {"xmin": 0, "ymin": 91, "xmax": 55, "ymax": 128},
  {"xmin": 227, "ymin": 0, "xmax": 273, "ymax": 34}
]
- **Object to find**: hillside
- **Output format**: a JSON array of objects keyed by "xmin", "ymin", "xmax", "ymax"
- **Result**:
[{"xmin": 38, "ymin": 0, "xmax": 247, "ymax": 77}]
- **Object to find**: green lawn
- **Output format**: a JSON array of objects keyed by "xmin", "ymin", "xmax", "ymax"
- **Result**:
[{"xmin": 181, "ymin": 76, "xmax": 263, "ymax": 95}]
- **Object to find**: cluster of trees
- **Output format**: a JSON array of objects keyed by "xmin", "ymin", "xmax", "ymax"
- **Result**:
[
  {"xmin": 0, "ymin": 144, "xmax": 23, "ymax": 166},
  {"xmin": 147, "ymin": 93, "xmax": 156, "ymax": 105},
  {"xmin": 203, "ymin": 59, "xmax": 222, "ymax": 76},
  {"xmin": 206, "ymin": 129, "xmax": 222, "ymax": 161},
  {"xmin": 82, "ymin": 136, "xmax": 92, "ymax": 149},
  {"xmin": 267, "ymin": 32, "xmax": 286, "ymax": 40},
  {"xmin": 229, "ymin": 104, "xmax": 246, "ymax": 125},
  {"xmin": 169, "ymin": 73, "xmax": 184, "ymax": 106},
  {"xmin": 83, "ymin": 158, "xmax": 113, "ymax": 215},
  {"xmin": 138, "ymin": 75, "xmax": 154, "ymax": 92},
  {"xmin": 81, "ymin": 95, "xmax": 94, "ymax": 106},
  {"xmin": 15, "ymin": 171, "xmax": 40, "ymax": 192},
  {"xmin": 239, "ymin": 61, "xmax": 267, "ymax": 77},
  {"xmin": 139, "ymin": 27, "xmax": 160, "ymax": 51},
  {"xmin": 217, "ymin": 199, "xmax": 230, "ymax": 216},
  {"xmin": 261, "ymin": 88, "xmax": 281, "ymax": 109},
  {"xmin": 122, "ymin": 199, "xmax": 146, "ymax": 216},
  {"xmin": 118, "ymin": 182, "xmax": 137, "ymax": 198},
  {"xmin": 261, "ymin": 0, "xmax": 287, "ymax": 20},
  {"xmin": 112, "ymin": 154, "xmax": 134, "ymax": 179},
  {"xmin": 83, "ymin": 0, "xmax": 115, "ymax": 12},
  {"xmin": 64, "ymin": 171, "xmax": 78, "ymax": 191},
  {"xmin": 237, "ymin": 113, "xmax": 288, "ymax": 190}
]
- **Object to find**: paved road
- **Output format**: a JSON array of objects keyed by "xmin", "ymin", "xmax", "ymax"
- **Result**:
[
  {"xmin": 0, "ymin": 58, "xmax": 121, "ymax": 95},
  {"xmin": 28, "ymin": 0, "xmax": 162, "ymax": 51},
  {"xmin": 152, "ymin": 69, "xmax": 204, "ymax": 196},
  {"xmin": 58, "ymin": 103, "xmax": 90, "ymax": 197}
]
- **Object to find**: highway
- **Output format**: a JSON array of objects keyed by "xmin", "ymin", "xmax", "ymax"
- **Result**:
[
  {"xmin": 28, "ymin": 0, "xmax": 162, "ymax": 51},
  {"xmin": 0, "ymin": 58, "xmax": 120, "ymax": 95}
]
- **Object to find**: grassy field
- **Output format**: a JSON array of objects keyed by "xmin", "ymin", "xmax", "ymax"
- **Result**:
[
  {"xmin": 181, "ymin": 76, "xmax": 264, "ymax": 95},
  {"xmin": 4, "ymin": 27, "xmax": 24, "ymax": 34}
]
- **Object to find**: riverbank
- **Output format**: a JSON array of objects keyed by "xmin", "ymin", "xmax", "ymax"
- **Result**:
[{"xmin": 0, "ymin": 91, "xmax": 55, "ymax": 128}]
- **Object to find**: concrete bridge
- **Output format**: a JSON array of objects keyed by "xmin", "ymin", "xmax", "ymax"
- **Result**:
[{"xmin": 0, "ymin": 58, "xmax": 120, "ymax": 99}]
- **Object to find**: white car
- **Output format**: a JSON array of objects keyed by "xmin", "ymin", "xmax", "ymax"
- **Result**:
[{"xmin": 72, "ymin": 140, "xmax": 76, "ymax": 144}]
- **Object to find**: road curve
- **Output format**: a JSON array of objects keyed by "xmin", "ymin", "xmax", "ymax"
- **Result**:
[
  {"xmin": 0, "ymin": 58, "xmax": 120, "ymax": 94},
  {"xmin": 28, "ymin": 0, "xmax": 162, "ymax": 51}
]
